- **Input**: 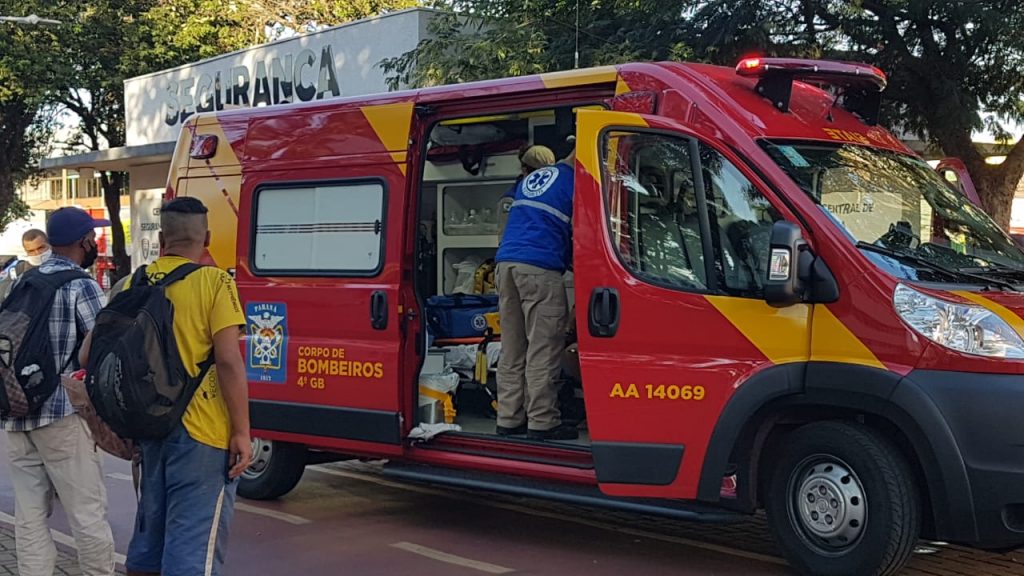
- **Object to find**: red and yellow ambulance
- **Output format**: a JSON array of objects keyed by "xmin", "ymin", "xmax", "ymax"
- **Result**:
[{"xmin": 167, "ymin": 57, "xmax": 1024, "ymax": 575}]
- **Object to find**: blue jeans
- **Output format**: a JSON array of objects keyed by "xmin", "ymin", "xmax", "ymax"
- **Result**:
[{"xmin": 126, "ymin": 424, "xmax": 237, "ymax": 576}]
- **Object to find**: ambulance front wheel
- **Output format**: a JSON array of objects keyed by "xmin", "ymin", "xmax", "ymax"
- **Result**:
[
  {"xmin": 239, "ymin": 438, "xmax": 307, "ymax": 500},
  {"xmin": 765, "ymin": 421, "xmax": 920, "ymax": 576}
]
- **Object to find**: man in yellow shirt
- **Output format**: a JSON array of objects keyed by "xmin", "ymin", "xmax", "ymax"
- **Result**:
[{"xmin": 112, "ymin": 197, "xmax": 251, "ymax": 576}]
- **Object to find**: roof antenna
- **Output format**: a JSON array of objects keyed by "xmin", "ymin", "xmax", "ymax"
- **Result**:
[{"xmin": 574, "ymin": 0, "xmax": 580, "ymax": 69}]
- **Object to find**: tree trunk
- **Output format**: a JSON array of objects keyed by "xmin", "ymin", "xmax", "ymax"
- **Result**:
[
  {"xmin": 0, "ymin": 168, "xmax": 15, "ymax": 226},
  {"xmin": 100, "ymin": 171, "xmax": 131, "ymax": 281},
  {"xmin": 977, "ymin": 172, "xmax": 1016, "ymax": 230},
  {"xmin": 973, "ymin": 139, "xmax": 1024, "ymax": 231}
]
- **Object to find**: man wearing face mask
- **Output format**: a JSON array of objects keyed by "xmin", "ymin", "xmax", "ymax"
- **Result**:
[
  {"xmin": 0, "ymin": 229, "xmax": 51, "ymax": 303},
  {"xmin": 2, "ymin": 207, "xmax": 115, "ymax": 576}
]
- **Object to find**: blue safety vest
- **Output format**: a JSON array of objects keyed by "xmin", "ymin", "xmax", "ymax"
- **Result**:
[{"xmin": 496, "ymin": 163, "xmax": 574, "ymax": 272}]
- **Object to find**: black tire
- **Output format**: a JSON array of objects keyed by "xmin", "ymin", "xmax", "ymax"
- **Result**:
[
  {"xmin": 238, "ymin": 439, "xmax": 307, "ymax": 500},
  {"xmin": 765, "ymin": 421, "xmax": 920, "ymax": 576}
]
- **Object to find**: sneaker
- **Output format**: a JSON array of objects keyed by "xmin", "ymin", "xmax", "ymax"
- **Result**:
[
  {"xmin": 720, "ymin": 474, "xmax": 737, "ymax": 499},
  {"xmin": 496, "ymin": 424, "xmax": 527, "ymax": 436},
  {"xmin": 528, "ymin": 425, "xmax": 579, "ymax": 441}
]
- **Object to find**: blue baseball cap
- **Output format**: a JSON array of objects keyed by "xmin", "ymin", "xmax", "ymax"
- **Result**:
[{"xmin": 47, "ymin": 207, "xmax": 111, "ymax": 247}]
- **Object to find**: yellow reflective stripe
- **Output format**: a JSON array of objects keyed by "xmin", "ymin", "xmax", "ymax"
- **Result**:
[
  {"xmin": 953, "ymin": 291, "xmax": 1024, "ymax": 339},
  {"xmin": 810, "ymin": 306, "xmax": 886, "ymax": 369},
  {"xmin": 615, "ymin": 76, "xmax": 631, "ymax": 96},
  {"xmin": 705, "ymin": 297, "xmax": 811, "ymax": 364},
  {"xmin": 575, "ymin": 110, "xmax": 648, "ymax": 186},
  {"xmin": 540, "ymin": 66, "xmax": 618, "ymax": 89},
  {"xmin": 361, "ymin": 102, "xmax": 415, "ymax": 176}
]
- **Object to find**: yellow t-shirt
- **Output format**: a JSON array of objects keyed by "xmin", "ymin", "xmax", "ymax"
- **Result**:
[{"xmin": 125, "ymin": 256, "xmax": 244, "ymax": 449}]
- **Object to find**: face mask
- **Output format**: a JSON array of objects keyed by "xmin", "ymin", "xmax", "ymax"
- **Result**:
[
  {"xmin": 25, "ymin": 248, "xmax": 51, "ymax": 267},
  {"xmin": 82, "ymin": 243, "xmax": 99, "ymax": 269}
]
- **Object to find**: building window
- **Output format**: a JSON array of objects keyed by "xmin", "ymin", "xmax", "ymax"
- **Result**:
[
  {"xmin": 48, "ymin": 178, "xmax": 63, "ymax": 201},
  {"xmin": 603, "ymin": 132, "xmax": 779, "ymax": 297},
  {"xmin": 253, "ymin": 181, "xmax": 385, "ymax": 275}
]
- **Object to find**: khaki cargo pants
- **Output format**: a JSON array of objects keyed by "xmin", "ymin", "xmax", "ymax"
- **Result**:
[
  {"xmin": 6, "ymin": 414, "xmax": 115, "ymax": 576},
  {"xmin": 495, "ymin": 262, "xmax": 568, "ymax": 431}
]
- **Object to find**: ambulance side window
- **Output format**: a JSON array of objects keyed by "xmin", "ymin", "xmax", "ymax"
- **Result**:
[
  {"xmin": 698, "ymin": 144, "xmax": 780, "ymax": 298},
  {"xmin": 602, "ymin": 132, "xmax": 780, "ymax": 298},
  {"xmin": 603, "ymin": 132, "xmax": 707, "ymax": 291},
  {"xmin": 252, "ymin": 181, "xmax": 385, "ymax": 275}
]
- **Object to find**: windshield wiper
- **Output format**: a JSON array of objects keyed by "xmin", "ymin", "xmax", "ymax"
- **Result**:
[
  {"xmin": 953, "ymin": 254, "xmax": 1024, "ymax": 276},
  {"xmin": 855, "ymin": 241, "xmax": 1018, "ymax": 291}
]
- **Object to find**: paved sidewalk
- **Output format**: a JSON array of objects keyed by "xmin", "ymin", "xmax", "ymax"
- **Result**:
[{"xmin": 0, "ymin": 523, "xmax": 125, "ymax": 576}]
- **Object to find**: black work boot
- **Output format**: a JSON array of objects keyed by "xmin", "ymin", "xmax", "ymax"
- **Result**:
[
  {"xmin": 528, "ymin": 424, "xmax": 579, "ymax": 441},
  {"xmin": 496, "ymin": 423, "xmax": 527, "ymax": 436}
]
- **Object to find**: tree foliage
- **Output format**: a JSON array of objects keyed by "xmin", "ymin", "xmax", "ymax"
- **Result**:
[
  {"xmin": 687, "ymin": 0, "xmax": 1024, "ymax": 228},
  {"xmin": 143, "ymin": 0, "xmax": 420, "ymax": 62},
  {"xmin": 0, "ymin": 0, "xmax": 61, "ymax": 230},
  {"xmin": 0, "ymin": 0, "xmax": 417, "ymax": 276},
  {"xmin": 389, "ymin": 0, "xmax": 1024, "ymax": 227},
  {"xmin": 381, "ymin": 1, "xmax": 691, "ymax": 88}
]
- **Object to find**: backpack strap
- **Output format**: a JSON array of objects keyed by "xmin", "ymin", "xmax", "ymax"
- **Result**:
[
  {"xmin": 130, "ymin": 264, "xmax": 150, "ymax": 287},
  {"xmin": 25, "ymin": 268, "xmax": 90, "ymax": 291},
  {"xmin": 158, "ymin": 262, "xmax": 215, "ymax": 381},
  {"xmin": 156, "ymin": 263, "xmax": 204, "ymax": 287}
]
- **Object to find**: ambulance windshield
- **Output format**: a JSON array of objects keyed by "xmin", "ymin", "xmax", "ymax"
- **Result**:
[{"xmin": 764, "ymin": 141, "xmax": 1024, "ymax": 284}]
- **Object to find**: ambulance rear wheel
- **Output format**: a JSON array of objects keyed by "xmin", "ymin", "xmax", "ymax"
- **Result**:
[
  {"xmin": 239, "ymin": 438, "xmax": 307, "ymax": 500},
  {"xmin": 765, "ymin": 421, "xmax": 920, "ymax": 576}
]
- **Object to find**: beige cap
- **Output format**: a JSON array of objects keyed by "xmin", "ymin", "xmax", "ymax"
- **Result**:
[{"xmin": 519, "ymin": 145, "xmax": 555, "ymax": 170}]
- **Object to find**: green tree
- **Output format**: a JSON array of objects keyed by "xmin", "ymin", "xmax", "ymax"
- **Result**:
[
  {"xmin": 381, "ymin": 1, "xmax": 690, "ymax": 88},
  {"xmin": 42, "ymin": 0, "xmax": 159, "ymax": 277},
  {"xmin": 0, "ymin": 1, "xmax": 60, "ymax": 231},
  {"xmin": 686, "ymin": 0, "xmax": 1024, "ymax": 228},
  {"xmin": 143, "ymin": 0, "xmax": 421, "ymax": 62},
  {"xmin": 7, "ymin": 0, "xmax": 421, "ymax": 278},
  {"xmin": 390, "ymin": 1, "xmax": 1024, "ymax": 228}
]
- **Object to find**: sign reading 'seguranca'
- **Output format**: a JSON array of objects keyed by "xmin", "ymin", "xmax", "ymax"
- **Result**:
[
  {"xmin": 123, "ymin": 9, "xmax": 436, "ymax": 146},
  {"xmin": 162, "ymin": 46, "xmax": 341, "ymax": 127}
]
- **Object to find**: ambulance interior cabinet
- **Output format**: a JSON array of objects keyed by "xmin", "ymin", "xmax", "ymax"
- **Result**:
[{"xmin": 437, "ymin": 181, "xmax": 513, "ymax": 294}]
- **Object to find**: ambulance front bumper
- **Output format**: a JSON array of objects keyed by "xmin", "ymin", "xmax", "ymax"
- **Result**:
[{"xmin": 904, "ymin": 369, "xmax": 1024, "ymax": 548}]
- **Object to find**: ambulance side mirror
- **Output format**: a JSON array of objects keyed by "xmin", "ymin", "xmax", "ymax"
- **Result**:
[
  {"xmin": 765, "ymin": 221, "xmax": 812, "ymax": 307},
  {"xmin": 764, "ymin": 221, "xmax": 840, "ymax": 307}
]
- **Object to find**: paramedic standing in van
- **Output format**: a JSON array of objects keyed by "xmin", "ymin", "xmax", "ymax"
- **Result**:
[
  {"xmin": 498, "ymin": 145, "xmax": 556, "ymax": 240},
  {"xmin": 495, "ymin": 153, "xmax": 577, "ymax": 441}
]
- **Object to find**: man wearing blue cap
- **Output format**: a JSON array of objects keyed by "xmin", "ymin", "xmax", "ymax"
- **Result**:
[{"xmin": 2, "ymin": 207, "xmax": 115, "ymax": 576}]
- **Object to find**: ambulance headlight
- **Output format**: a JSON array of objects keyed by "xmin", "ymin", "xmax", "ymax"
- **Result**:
[{"xmin": 894, "ymin": 284, "xmax": 1024, "ymax": 359}]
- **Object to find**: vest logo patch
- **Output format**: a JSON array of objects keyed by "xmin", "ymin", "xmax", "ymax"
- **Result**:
[{"xmin": 523, "ymin": 167, "xmax": 559, "ymax": 198}]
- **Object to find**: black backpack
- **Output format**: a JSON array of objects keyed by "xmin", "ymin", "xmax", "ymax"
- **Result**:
[
  {"xmin": 86, "ymin": 263, "xmax": 213, "ymax": 440},
  {"xmin": 0, "ymin": 268, "xmax": 89, "ymax": 418}
]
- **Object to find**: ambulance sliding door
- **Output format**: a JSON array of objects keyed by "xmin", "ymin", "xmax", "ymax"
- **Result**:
[{"xmin": 235, "ymin": 104, "xmax": 416, "ymax": 457}]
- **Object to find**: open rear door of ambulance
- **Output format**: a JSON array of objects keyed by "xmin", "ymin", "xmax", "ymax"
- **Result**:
[
  {"xmin": 573, "ymin": 109, "xmax": 811, "ymax": 500},
  {"xmin": 233, "ymin": 103, "xmax": 419, "ymax": 464}
]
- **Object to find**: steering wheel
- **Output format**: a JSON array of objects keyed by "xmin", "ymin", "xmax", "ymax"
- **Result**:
[{"xmin": 876, "ymin": 221, "xmax": 920, "ymax": 251}]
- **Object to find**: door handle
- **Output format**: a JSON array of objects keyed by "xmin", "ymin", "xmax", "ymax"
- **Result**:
[
  {"xmin": 588, "ymin": 287, "xmax": 620, "ymax": 338},
  {"xmin": 371, "ymin": 291, "xmax": 388, "ymax": 330}
]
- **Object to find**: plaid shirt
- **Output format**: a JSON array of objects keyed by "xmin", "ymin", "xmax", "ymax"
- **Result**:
[{"xmin": 1, "ymin": 255, "xmax": 106, "ymax": 432}]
